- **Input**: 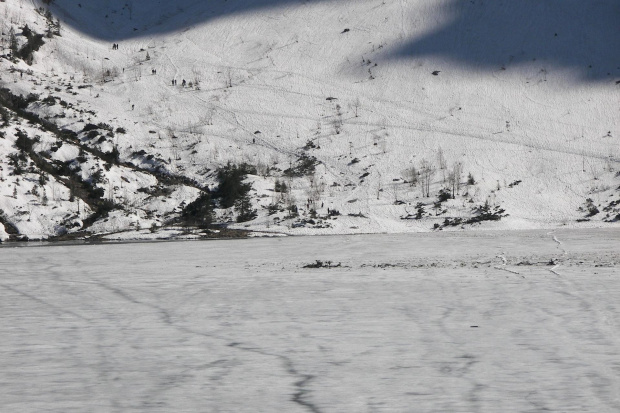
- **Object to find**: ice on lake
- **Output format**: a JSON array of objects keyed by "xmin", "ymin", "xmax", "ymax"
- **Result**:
[{"xmin": 1, "ymin": 229, "xmax": 619, "ymax": 412}]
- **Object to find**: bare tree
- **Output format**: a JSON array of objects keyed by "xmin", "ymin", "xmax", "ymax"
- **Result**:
[
  {"xmin": 419, "ymin": 159, "xmax": 436, "ymax": 198},
  {"xmin": 448, "ymin": 161, "xmax": 463, "ymax": 198},
  {"xmin": 255, "ymin": 157, "xmax": 270, "ymax": 177},
  {"xmin": 285, "ymin": 191, "xmax": 298, "ymax": 219},
  {"xmin": 437, "ymin": 146, "xmax": 447, "ymax": 183},
  {"xmin": 351, "ymin": 98, "xmax": 361, "ymax": 117},
  {"xmin": 437, "ymin": 147, "xmax": 447, "ymax": 170},
  {"xmin": 108, "ymin": 179, "xmax": 115, "ymax": 202},
  {"xmin": 133, "ymin": 66, "xmax": 142, "ymax": 81},
  {"xmin": 390, "ymin": 182, "xmax": 401, "ymax": 204},
  {"xmin": 192, "ymin": 67, "xmax": 203, "ymax": 86},
  {"xmin": 306, "ymin": 173, "xmax": 324, "ymax": 210}
]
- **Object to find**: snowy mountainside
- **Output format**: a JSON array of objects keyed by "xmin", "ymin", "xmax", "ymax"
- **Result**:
[{"xmin": 0, "ymin": 0, "xmax": 618, "ymax": 241}]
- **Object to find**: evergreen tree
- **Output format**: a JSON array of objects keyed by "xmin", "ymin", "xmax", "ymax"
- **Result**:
[
  {"xmin": 181, "ymin": 192, "xmax": 215, "ymax": 227},
  {"xmin": 9, "ymin": 27, "xmax": 18, "ymax": 57},
  {"xmin": 467, "ymin": 172, "xmax": 476, "ymax": 185},
  {"xmin": 21, "ymin": 25, "xmax": 33, "ymax": 39},
  {"xmin": 215, "ymin": 162, "xmax": 255, "ymax": 208},
  {"xmin": 235, "ymin": 194, "xmax": 257, "ymax": 222}
]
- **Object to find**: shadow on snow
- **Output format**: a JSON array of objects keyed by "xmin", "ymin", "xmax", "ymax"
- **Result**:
[
  {"xmin": 386, "ymin": 0, "xmax": 620, "ymax": 81},
  {"xmin": 42, "ymin": 0, "xmax": 620, "ymax": 81}
]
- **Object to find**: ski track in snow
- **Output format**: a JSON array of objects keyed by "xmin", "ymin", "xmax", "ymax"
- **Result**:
[
  {"xmin": 493, "ymin": 253, "xmax": 521, "ymax": 275},
  {"xmin": 547, "ymin": 230, "xmax": 569, "ymax": 275}
]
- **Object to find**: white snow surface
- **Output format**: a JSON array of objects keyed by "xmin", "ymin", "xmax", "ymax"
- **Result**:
[
  {"xmin": 1, "ymin": 229, "xmax": 619, "ymax": 412},
  {"xmin": 0, "ymin": 0, "xmax": 619, "ymax": 238}
]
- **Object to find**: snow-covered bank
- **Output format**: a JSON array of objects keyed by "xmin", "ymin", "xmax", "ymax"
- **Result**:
[{"xmin": 1, "ymin": 229, "xmax": 619, "ymax": 412}]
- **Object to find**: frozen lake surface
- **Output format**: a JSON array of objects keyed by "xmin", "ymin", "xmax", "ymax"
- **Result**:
[{"xmin": 1, "ymin": 229, "xmax": 619, "ymax": 412}]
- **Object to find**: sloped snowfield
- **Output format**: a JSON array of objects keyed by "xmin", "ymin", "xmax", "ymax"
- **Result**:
[
  {"xmin": 2, "ymin": 0, "xmax": 619, "ymax": 239},
  {"xmin": 1, "ymin": 229, "xmax": 619, "ymax": 412}
]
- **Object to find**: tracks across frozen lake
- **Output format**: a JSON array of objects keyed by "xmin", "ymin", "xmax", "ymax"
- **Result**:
[{"xmin": 1, "ymin": 229, "xmax": 619, "ymax": 412}]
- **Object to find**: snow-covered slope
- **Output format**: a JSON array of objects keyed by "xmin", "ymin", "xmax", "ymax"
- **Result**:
[{"xmin": 0, "ymin": 0, "xmax": 618, "ymax": 240}]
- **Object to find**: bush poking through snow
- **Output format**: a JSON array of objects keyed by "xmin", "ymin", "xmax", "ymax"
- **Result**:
[
  {"xmin": 284, "ymin": 155, "xmax": 317, "ymax": 177},
  {"xmin": 274, "ymin": 179, "xmax": 288, "ymax": 193},
  {"xmin": 303, "ymin": 260, "xmax": 341, "ymax": 269},
  {"xmin": 579, "ymin": 198, "xmax": 600, "ymax": 218},
  {"xmin": 470, "ymin": 202, "xmax": 507, "ymax": 222},
  {"xmin": 437, "ymin": 188, "xmax": 452, "ymax": 203},
  {"xmin": 439, "ymin": 201, "xmax": 508, "ymax": 229}
]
